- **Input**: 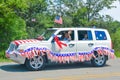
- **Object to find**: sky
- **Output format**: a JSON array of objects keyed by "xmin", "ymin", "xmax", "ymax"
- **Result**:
[{"xmin": 100, "ymin": 1, "xmax": 120, "ymax": 21}]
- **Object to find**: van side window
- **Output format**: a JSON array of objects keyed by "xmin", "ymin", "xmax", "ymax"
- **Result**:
[
  {"xmin": 95, "ymin": 31, "xmax": 107, "ymax": 40},
  {"xmin": 78, "ymin": 30, "xmax": 93, "ymax": 40}
]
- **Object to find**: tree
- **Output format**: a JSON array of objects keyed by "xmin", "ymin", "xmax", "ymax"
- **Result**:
[
  {"xmin": 47, "ymin": 0, "xmax": 117, "ymax": 27},
  {"xmin": 27, "ymin": 14, "xmax": 54, "ymax": 38},
  {"xmin": 0, "ymin": 0, "xmax": 28, "ymax": 51},
  {"xmin": 85, "ymin": 0, "xmax": 116, "ymax": 21},
  {"xmin": 20, "ymin": 0, "xmax": 47, "ymax": 27},
  {"xmin": 112, "ymin": 27, "xmax": 120, "ymax": 55},
  {"xmin": 14, "ymin": 0, "xmax": 51, "ymax": 38}
]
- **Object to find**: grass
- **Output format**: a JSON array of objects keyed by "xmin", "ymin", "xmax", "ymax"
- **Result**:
[
  {"xmin": 0, "ymin": 50, "xmax": 12, "ymax": 62},
  {"xmin": 115, "ymin": 51, "xmax": 120, "ymax": 58},
  {"xmin": 0, "ymin": 58, "xmax": 12, "ymax": 62}
]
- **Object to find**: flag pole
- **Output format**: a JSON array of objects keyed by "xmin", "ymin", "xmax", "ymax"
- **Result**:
[
  {"xmin": 54, "ymin": 0, "xmax": 63, "ymax": 28},
  {"xmin": 59, "ymin": 0, "xmax": 62, "ymax": 28}
]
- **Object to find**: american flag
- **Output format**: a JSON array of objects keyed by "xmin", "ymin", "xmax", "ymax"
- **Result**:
[{"xmin": 54, "ymin": 16, "xmax": 63, "ymax": 24}]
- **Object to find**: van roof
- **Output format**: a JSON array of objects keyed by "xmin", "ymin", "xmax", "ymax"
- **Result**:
[{"xmin": 48, "ymin": 27, "xmax": 107, "ymax": 31}]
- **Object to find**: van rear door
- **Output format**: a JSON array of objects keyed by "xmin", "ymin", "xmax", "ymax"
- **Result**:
[{"xmin": 76, "ymin": 30, "xmax": 94, "ymax": 54}]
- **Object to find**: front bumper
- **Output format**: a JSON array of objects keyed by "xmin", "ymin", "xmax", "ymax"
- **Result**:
[{"xmin": 6, "ymin": 53, "xmax": 26, "ymax": 64}]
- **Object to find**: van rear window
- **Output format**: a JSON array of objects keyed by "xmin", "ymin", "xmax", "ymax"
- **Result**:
[
  {"xmin": 95, "ymin": 31, "xmax": 107, "ymax": 40},
  {"xmin": 78, "ymin": 30, "xmax": 93, "ymax": 40}
]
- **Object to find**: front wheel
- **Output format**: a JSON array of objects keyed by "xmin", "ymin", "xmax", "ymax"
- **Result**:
[
  {"xmin": 25, "ymin": 56, "xmax": 45, "ymax": 71},
  {"xmin": 91, "ymin": 53, "xmax": 107, "ymax": 67}
]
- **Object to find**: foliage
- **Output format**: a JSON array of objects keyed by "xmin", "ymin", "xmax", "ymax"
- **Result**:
[
  {"xmin": 112, "ymin": 28, "xmax": 120, "ymax": 52},
  {"xmin": 27, "ymin": 14, "xmax": 54, "ymax": 38},
  {"xmin": 21, "ymin": 0, "xmax": 47, "ymax": 27},
  {"xmin": 69, "ymin": 0, "xmax": 117, "ymax": 26},
  {"xmin": 15, "ymin": 0, "xmax": 49, "ymax": 38},
  {"xmin": 0, "ymin": 0, "xmax": 28, "ymax": 59},
  {"xmin": 112, "ymin": 29, "xmax": 120, "ymax": 57},
  {"xmin": 0, "ymin": 1, "xmax": 27, "ymax": 47}
]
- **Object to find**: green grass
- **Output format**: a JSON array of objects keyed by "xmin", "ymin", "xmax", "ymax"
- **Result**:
[
  {"xmin": 0, "ymin": 58, "xmax": 12, "ymax": 62},
  {"xmin": 115, "ymin": 52, "xmax": 120, "ymax": 58},
  {"xmin": 0, "ymin": 50, "xmax": 12, "ymax": 62}
]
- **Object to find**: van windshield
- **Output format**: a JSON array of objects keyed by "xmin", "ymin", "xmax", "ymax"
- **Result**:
[
  {"xmin": 40, "ymin": 29, "xmax": 56, "ymax": 40},
  {"xmin": 8, "ymin": 43, "xmax": 18, "ymax": 51}
]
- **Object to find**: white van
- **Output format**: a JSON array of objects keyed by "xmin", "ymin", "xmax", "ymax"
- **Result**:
[{"xmin": 6, "ymin": 28, "xmax": 115, "ymax": 71}]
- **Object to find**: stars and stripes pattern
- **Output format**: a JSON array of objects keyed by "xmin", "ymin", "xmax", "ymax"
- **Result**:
[
  {"xmin": 20, "ymin": 47, "xmax": 46, "ymax": 59},
  {"xmin": 15, "ymin": 47, "xmax": 115, "ymax": 63},
  {"xmin": 96, "ymin": 47, "xmax": 115, "ymax": 59},
  {"xmin": 54, "ymin": 16, "xmax": 63, "ymax": 24}
]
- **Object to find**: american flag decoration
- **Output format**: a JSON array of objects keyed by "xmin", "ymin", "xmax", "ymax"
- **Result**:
[
  {"xmin": 7, "ymin": 46, "xmax": 115, "ymax": 63},
  {"xmin": 54, "ymin": 16, "xmax": 63, "ymax": 24},
  {"xmin": 95, "ymin": 47, "xmax": 115, "ymax": 59}
]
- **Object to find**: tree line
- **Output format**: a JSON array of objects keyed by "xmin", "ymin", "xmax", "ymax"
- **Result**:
[{"xmin": 0, "ymin": 0, "xmax": 120, "ymax": 59}]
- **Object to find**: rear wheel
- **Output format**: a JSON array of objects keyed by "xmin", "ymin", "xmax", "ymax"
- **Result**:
[
  {"xmin": 25, "ymin": 56, "xmax": 45, "ymax": 71},
  {"xmin": 91, "ymin": 52, "xmax": 107, "ymax": 67}
]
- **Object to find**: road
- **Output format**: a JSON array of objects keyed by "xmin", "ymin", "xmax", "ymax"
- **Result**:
[{"xmin": 0, "ymin": 58, "xmax": 120, "ymax": 80}]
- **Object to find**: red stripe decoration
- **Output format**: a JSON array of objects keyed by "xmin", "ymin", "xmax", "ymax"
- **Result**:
[
  {"xmin": 96, "ymin": 48, "xmax": 115, "ymax": 59},
  {"xmin": 97, "ymin": 48, "xmax": 103, "ymax": 55},
  {"xmin": 84, "ymin": 55, "xmax": 89, "ymax": 61},
  {"xmin": 22, "ymin": 40, "xmax": 26, "ymax": 43},
  {"xmin": 13, "ymin": 39, "xmax": 40, "ymax": 45},
  {"xmin": 58, "ymin": 56, "xmax": 62, "ymax": 63},
  {"xmin": 66, "ymin": 56, "xmax": 70, "ymax": 63}
]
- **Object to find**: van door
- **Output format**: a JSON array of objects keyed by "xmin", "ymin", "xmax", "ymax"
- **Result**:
[
  {"xmin": 51, "ymin": 30, "xmax": 77, "ymax": 54},
  {"xmin": 76, "ymin": 30, "xmax": 94, "ymax": 53}
]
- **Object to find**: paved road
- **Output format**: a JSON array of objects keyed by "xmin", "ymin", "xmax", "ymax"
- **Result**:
[{"xmin": 0, "ymin": 58, "xmax": 120, "ymax": 80}]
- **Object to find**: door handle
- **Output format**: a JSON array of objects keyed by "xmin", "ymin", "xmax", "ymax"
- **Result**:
[
  {"xmin": 69, "ymin": 44, "xmax": 75, "ymax": 48},
  {"xmin": 88, "ymin": 43, "xmax": 94, "ymax": 47}
]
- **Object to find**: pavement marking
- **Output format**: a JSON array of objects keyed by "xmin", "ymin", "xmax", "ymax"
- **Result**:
[{"xmin": 36, "ymin": 72, "xmax": 120, "ymax": 80}]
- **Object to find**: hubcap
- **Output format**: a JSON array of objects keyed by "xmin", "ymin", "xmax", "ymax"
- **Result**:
[
  {"xmin": 30, "ymin": 56, "xmax": 43, "ymax": 69},
  {"xmin": 94, "ymin": 54, "xmax": 105, "ymax": 66}
]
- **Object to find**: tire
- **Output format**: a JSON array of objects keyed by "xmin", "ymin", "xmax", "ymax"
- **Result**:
[
  {"xmin": 25, "ymin": 56, "xmax": 46, "ymax": 71},
  {"xmin": 91, "ymin": 52, "xmax": 107, "ymax": 67}
]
